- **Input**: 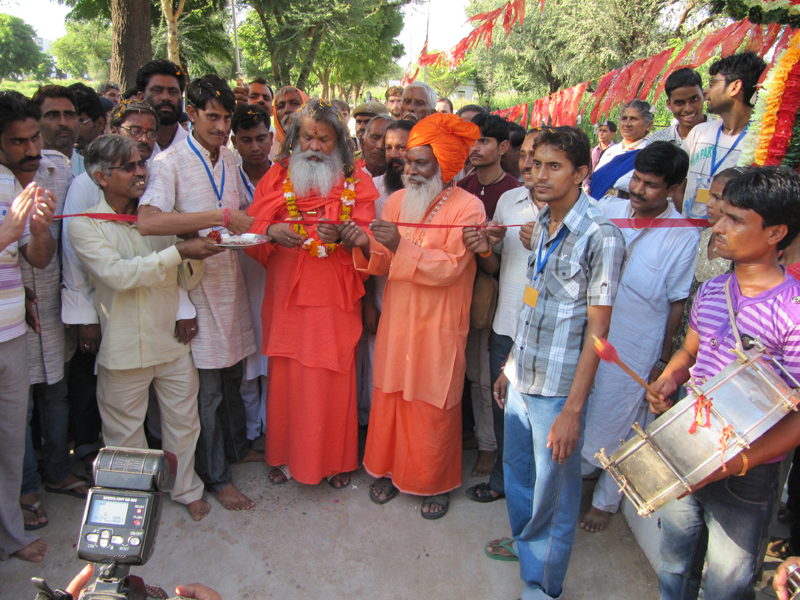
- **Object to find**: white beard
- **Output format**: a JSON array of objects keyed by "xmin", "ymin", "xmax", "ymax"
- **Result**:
[
  {"xmin": 288, "ymin": 148, "xmax": 343, "ymax": 198},
  {"xmin": 400, "ymin": 169, "xmax": 444, "ymax": 223}
]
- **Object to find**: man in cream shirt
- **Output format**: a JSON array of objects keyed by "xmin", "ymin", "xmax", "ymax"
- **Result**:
[{"xmin": 68, "ymin": 134, "xmax": 223, "ymax": 521}]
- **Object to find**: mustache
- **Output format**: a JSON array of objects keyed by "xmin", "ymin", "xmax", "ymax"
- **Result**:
[
  {"xmin": 20, "ymin": 154, "xmax": 42, "ymax": 164},
  {"xmin": 155, "ymin": 101, "xmax": 178, "ymax": 114},
  {"xmin": 387, "ymin": 157, "xmax": 404, "ymax": 171},
  {"xmin": 301, "ymin": 150, "xmax": 327, "ymax": 161}
]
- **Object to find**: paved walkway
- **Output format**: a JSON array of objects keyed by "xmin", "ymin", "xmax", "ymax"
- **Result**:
[{"xmin": 1, "ymin": 451, "xmax": 662, "ymax": 599}]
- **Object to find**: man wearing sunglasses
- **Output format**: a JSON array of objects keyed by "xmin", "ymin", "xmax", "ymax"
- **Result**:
[
  {"xmin": 62, "ymin": 104, "xmax": 201, "ymax": 478},
  {"xmin": 67, "ymin": 134, "xmax": 223, "ymax": 522}
]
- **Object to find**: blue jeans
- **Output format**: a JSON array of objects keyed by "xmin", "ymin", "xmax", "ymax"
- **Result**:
[
  {"xmin": 22, "ymin": 368, "xmax": 72, "ymax": 493},
  {"xmin": 194, "ymin": 362, "xmax": 250, "ymax": 493},
  {"xmin": 488, "ymin": 332, "xmax": 514, "ymax": 495},
  {"xmin": 659, "ymin": 462, "xmax": 780, "ymax": 600},
  {"xmin": 503, "ymin": 386, "xmax": 585, "ymax": 600}
]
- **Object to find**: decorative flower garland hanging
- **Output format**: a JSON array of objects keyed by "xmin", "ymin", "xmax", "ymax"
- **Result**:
[
  {"xmin": 739, "ymin": 29, "xmax": 800, "ymax": 167},
  {"xmin": 282, "ymin": 177, "xmax": 357, "ymax": 258}
]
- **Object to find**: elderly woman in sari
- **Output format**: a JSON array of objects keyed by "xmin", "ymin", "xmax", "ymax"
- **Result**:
[{"xmin": 590, "ymin": 99, "xmax": 652, "ymax": 201}]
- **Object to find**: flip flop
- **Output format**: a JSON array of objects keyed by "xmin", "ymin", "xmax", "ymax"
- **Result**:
[
  {"xmin": 269, "ymin": 466, "xmax": 291, "ymax": 485},
  {"xmin": 369, "ymin": 478, "xmax": 398, "ymax": 505},
  {"xmin": 466, "ymin": 482, "xmax": 505, "ymax": 503},
  {"xmin": 21, "ymin": 501, "xmax": 48, "ymax": 531},
  {"xmin": 327, "ymin": 472, "xmax": 351, "ymax": 489},
  {"xmin": 45, "ymin": 477, "xmax": 89, "ymax": 499},
  {"xmin": 421, "ymin": 494, "xmax": 450, "ymax": 520},
  {"xmin": 484, "ymin": 538, "xmax": 518, "ymax": 562}
]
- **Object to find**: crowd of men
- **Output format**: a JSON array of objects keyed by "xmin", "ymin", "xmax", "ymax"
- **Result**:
[{"xmin": 1, "ymin": 51, "xmax": 800, "ymax": 600}]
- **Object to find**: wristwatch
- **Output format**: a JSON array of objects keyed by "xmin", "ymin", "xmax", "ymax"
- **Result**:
[{"xmin": 655, "ymin": 359, "xmax": 669, "ymax": 371}]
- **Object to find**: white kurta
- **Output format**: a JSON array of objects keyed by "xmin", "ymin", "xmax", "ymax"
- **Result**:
[{"xmin": 583, "ymin": 199, "xmax": 699, "ymax": 469}]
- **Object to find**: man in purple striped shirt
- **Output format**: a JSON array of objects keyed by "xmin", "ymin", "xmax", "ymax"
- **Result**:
[{"xmin": 647, "ymin": 166, "xmax": 800, "ymax": 600}]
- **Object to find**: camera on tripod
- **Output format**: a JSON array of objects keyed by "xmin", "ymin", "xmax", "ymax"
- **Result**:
[{"xmin": 33, "ymin": 447, "xmax": 177, "ymax": 600}]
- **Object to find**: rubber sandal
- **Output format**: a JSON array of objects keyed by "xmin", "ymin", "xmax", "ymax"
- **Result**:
[
  {"xmin": 369, "ymin": 478, "xmax": 398, "ymax": 505},
  {"xmin": 268, "ymin": 466, "xmax": 291, "ymax": 485},
  {"xmin": 484, "ymin": 538, "xmax": 518, "ymax": 562},
  {"xmin": 466, "ymin": 482, "xmax": 505, "ymax": 503},
  {"xmin": 327, "ymin": 472, "xmax": 351, "ymax": 489},
  {"xmin": 45, "ymin": 477, "xmax": 89, "ymax": 499},
  {"xmin": 21, "ymin": 501, "xmax": 48, "ymax": 531},
  {"xmin": 421, "ymin": 494, "xmax": 449, "ymax": 520}
]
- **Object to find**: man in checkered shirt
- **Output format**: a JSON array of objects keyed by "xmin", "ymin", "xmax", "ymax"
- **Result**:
[{"xmin": 485, "ymin": 126, "xmax": 625, "ymax": 600}]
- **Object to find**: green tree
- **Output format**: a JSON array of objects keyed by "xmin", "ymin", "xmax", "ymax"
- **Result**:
[
  {"xmin": 239, "ymin": 0, "xmax": 408, "ymax": 90},
  {"xmin": 425, "ymin": 55, "xmax": 475, "ymax": 99},
  {"xmin": 51, "ymin": 20, "xmax": 113, "ymax": 80},
  {"xmin": 0, "ymin": 14, "xmax": 47, "ymax": 83},
  {"xmin": 464, "ymin": 0, "xmax": 724, "ymax": 98}
]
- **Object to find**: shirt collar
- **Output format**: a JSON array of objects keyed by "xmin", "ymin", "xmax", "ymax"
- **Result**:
[
  {"xmin": 538, "ymin": 190, "xmax": 590, "ymax": 233},
  {"xmin": 730, "ymin": 270, "xmax": 799, "ymax": 307}
]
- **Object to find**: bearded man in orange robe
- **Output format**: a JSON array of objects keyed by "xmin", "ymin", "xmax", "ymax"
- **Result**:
[
  {"xmin": 246, "ymin": 99, "xmax": 378, "ymax": 488},
  {"xmin": 337, "ymin": 112, "xmax": 485, "ymax": 518}
]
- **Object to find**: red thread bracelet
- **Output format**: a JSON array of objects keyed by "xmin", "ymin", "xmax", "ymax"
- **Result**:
[{"xmin": 222, "ymin": 207, "xmax": 231, "ymax": 228}]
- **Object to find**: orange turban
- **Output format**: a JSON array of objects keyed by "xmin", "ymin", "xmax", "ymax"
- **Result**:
[
  {"xmin": 406, "ymin": 112, "xmax": 481, "ymax": 183},
  {"xmin": 273, "ymin": 87, "xmax": 310, "ymax": 147}
]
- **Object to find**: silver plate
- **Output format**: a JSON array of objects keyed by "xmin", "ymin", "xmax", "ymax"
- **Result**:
[{"xmin": 216, "ymin": 233, "xmax": 268, "ymax": 248}]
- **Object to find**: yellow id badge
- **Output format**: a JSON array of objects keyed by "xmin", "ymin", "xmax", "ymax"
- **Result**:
[
  {"xmin": 523, "ymin": 286, "xmax": 539, "ymax": 308},
  {"xmin": 694, "ymin": 188, "xmax": 711, "ymax": 204}
]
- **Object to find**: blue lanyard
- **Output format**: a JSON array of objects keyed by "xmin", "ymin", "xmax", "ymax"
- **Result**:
[
  {"xmin": 534, "ymin": 224, "xmax": 569, "ymax": 281},
  {"xmin": 239, "ymin": 167, "xmax": 254, "ymax": 202},
  {"xmin": 710, "ymin": 123, "xmax": 749, "ymax": 177},
  {"xmin": 187, "ymin": 135, "xmax": 225, "ymax": 209}
]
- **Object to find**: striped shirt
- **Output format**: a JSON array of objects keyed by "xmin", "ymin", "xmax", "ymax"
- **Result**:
[
  {"xmin": 505, "ymin": 191, "xmax": 625, "ymax": 397},
  {"xmin": 689, "ymin": 272, "xmax": 800, "ymax": 386},
  {"xmin": 140, "ymin": 135, "xmax": 256, "ymax": 369},
  {"xmin": 0, "ymin": 172, "xmax": 30, "ymax": 342}
]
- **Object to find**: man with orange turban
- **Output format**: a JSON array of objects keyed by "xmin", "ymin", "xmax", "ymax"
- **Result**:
[{"xmin": 337, "ymin": 112, "xmax": 485, "ymax": 519}]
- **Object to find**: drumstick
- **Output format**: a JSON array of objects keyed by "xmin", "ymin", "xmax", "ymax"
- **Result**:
[{"xmin": 593, "ymin": 336, "xmax": 660, "ymax": 397}]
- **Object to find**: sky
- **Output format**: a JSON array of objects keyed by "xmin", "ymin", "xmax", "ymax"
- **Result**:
[{"xmin": 2, "ymin": 0, "xmax": 475, "ymax": 64}]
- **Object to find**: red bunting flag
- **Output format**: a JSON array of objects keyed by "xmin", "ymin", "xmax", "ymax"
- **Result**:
[
  {"xmin": 721, "ymin": 19, "xmax": 754, "ymax": 57},
  {"xmin": 564, "ymin": 82, "xmax": 587, "ymax": 125},
  {"xmin": 637, "ymin": 48, "xmax": 675, "ymax": 100},
  {"xmin": 588, "ymin": 70, "xmax": 617, "ymax": 123},
  {"xmin": 653, "ymin": 40, "xmax": 698, "ymax": 101}
]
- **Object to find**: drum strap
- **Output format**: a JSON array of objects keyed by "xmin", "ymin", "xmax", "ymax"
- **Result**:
[{"xmin": 724, "ymin": 278, "xmax": 744, "ymax": 352}]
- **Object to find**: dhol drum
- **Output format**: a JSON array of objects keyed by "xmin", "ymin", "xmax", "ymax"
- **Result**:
[{"xmin": 596, "ymin": 340, "xmax": 800, "ymax": 517}]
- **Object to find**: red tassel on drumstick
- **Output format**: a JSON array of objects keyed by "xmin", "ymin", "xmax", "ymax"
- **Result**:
[{"xmin": 592, "ymin": 336, "xmax": 660, "ymax": 397}]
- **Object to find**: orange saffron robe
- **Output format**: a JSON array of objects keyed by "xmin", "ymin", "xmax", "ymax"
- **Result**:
[
  {"xmin": 246, "ymin": 162, "xmax": 378, "ymax": 484},
  {"xmin": 353, "ymin": 186, "xmax": 486, "ymax": 495}
]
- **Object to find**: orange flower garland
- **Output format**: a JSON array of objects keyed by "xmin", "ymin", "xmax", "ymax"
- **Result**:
[{"xmin": 282, "ymin": 177, "xmax": 357, "ymax": 258}]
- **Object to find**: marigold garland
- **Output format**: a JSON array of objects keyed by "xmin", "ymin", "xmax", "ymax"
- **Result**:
[
  {"xmin": 765, "ymin": 58, "xmax": 800, "ymax": 163},
  {"xmin": 282, "ymin": 177, "xmax": 356, "ymax": 258},
  {"xmin": 739, "ymin": 29, "xmax": 800, "ymax": 166},
  {"xmin": 781, "ymin": 102, "xmax": 800, "ymax": 167}
]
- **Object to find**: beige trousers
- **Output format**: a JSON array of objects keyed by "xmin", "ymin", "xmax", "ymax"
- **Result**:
[{"xmin": 97, "ymin": 353, "xmax": 204, "ymax": 504}]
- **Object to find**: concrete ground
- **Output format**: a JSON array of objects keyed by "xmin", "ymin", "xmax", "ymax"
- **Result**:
[{"xmin": 0, "ymin": 448, "xmax": 661, "ymax": 599}]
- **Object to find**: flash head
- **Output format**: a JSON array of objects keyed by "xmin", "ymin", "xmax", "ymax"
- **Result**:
[{"xmin": 93, "ymin": 447, "xmax": 174, "ymax": 492}]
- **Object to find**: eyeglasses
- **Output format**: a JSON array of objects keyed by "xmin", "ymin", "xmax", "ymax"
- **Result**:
[
  {"xmin": 109, "ymin": 160, "xmax": 147, "ymax": 173},
  {"xmin": 119, "ymin": 125, "xmax": 158, "ymax": 141},
  {"xmin": 79, "ymin": 117, "xmax": 93, "ymax": 126},
  {"xmin": 708, "ymin": 77, "xmax": 727, "ymax": 87}
]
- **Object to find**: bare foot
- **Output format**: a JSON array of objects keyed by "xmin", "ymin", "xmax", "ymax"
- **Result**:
[
  {"xmin": 211, "ymin": 483, "xmax": 255, "ymax": 511},
  {"xmin": 47, "ymin": 473, "xmax": 91, "ymax": 496},
  {"xmin": 14, "ymin": 539, "xmax": 49, "ymax": 562},
  {"xmin": 471, "ymin": 450, "xmax": 496, "ymax": 477},
  {"xmin": 20, "ymin": 493, "xmax": 47, "ymax": 528},
  {"xmin": 579, "ymin": 506, "xmax": 610, "ymax": 533},
  {"xmin": 187, "ymin": 499, "xmax": 211, "ymax": 521},
  {"xmin": 235, "ymin": 449, "xmax": 264, "ymax": 464},
  {"xmin": 485, "ymin": 537, "xmax": 517, "ymax": 559}
]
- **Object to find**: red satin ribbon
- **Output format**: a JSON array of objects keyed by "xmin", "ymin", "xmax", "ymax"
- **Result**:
[{"xmin": 55, "ymin": 214, "xmax": 710, "ymax": 229}]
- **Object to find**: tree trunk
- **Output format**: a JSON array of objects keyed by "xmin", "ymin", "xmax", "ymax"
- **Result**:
[
  {"xmin": 111, "ymin": 0, "xmax": 152, "ymax": 92},
  {"xmin": 296, "ymin": 25, "xmax": 327, "ymax": 91},
  {"xmin": 161, "ymin": 0, "xmax": 185, "ymax": 65}
]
